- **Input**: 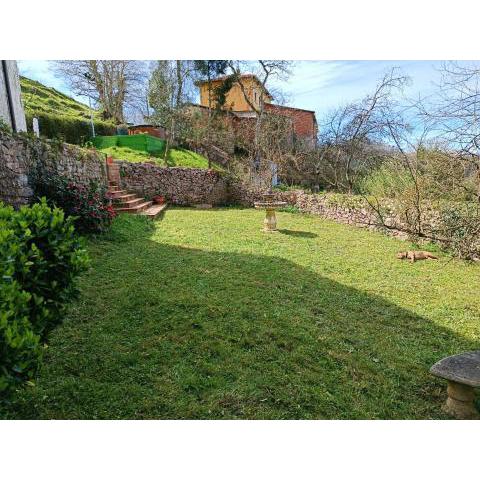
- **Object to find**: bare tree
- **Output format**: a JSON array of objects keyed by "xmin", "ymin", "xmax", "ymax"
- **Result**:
[
  {"xmin": 227, "ymin": 61, "xmax": 292, "ymax": 166},
  {"xmin": 148, "ymin": 61, "xmax": 195, "ymax": 162},
  {"xmin": 355, "ymin": 67, "xmax": 480, "ymax": 258},
  {"xmin": 51, "ymin": 60, "xmax": 147, "ymax": 123},
  {"xmin": 420, "ymin": 61, "xmax": 480, "ymax": 201},
  {"xmin": 317, "ymin": 68, "xmax": 411, "ymax": 193},
  {"xmin": 191, "ymin": 61, "xmax": 230, "ymax": 168}
]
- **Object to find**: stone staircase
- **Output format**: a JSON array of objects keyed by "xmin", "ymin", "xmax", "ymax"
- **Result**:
[{"xmin": 107, "ymin": 181, "xmax": 167, "ymax": 219}]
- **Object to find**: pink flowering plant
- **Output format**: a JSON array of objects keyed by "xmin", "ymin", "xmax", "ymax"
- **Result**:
[
  {"xmin": 63, "ymin": 182, "xmax": 116, "ymax": 233},
  {"xmin": 32, "ymin": 174, "xmax": 116, "ymax": 234}
]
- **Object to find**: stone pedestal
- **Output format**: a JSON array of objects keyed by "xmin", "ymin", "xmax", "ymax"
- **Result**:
[
  {"xmin": 254, "ymin": 196, "xmax": 287, "ymax": 234},
  {"xmin": 430, "ymin": 351, "xmax": 480, "ymax": 419},
  {"xmin": 264, "ymin": 208, "xmax": 278, "ymax": 232},
  {"xmin": 444, "ymin": 381, "xmax": 479, "ymax": 419}
]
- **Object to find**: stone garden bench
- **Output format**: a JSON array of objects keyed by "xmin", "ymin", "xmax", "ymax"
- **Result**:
[{"xmin": 430, "ymin": 351, "xmax": 480, "ymax": 419}]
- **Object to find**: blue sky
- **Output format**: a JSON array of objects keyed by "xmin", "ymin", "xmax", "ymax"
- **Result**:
[
  {"xmin": 18, "ymin": 60, "xmax": 88, "ymax": 102},
  {"xmin": 270, "ymin": 60, "xmax": 444, "ymax": 116},
  {"xmin": 18, "ymin": 60, "xmax": 445, "ymax": 121}
]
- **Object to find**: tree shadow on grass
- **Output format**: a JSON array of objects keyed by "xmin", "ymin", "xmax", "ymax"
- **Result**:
[
  {"xmin": 278, "ymin": 229, "xmax": 318, "ymax": 238},
  {"xmin": 4, "ymin": 218, "xmax": 479, "ymax": 420}
]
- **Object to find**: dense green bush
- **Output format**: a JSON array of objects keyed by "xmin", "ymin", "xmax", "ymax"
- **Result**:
[
  {"xmin": 0, "ymin": 223, "xmax": 41, "ymax": 393},
  {"xmin": 0, "ymin": 200, "xmax": 89, "ymax": 394},
  {"xmin": 25, "ymin": 112, "xmax": 115, "ymax": 146}
]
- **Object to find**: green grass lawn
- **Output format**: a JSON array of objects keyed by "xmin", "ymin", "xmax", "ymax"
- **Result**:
[
  {"xmin": 3, "ymin": 209, "xmax": 479, "ymax": 419},
  {"xmin": 93, "ymin": 134, "xmax": 221, "ymax": 169},
  {"xmin": 99, "ymin": 145, "xmax": 220, "ymax": 169}
]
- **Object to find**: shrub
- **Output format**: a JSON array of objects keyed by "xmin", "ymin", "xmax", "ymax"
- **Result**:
[
  {"xmin": 0, "ymin": 118, "xmax": 13, "ymax": 134},
  {"xmin": 31, "ymin": 174, "xmax": 116, "ymax": 234},
  {"xmin": 273, "ymin": 184, "xmax": 306, "ymax": 192},
  {"xmin": 116, "ymin": 124, "xmax": 129, "ymax": 135},
  {"xmin": 438, "ymin": 203, "xmax": 480, "ymax": 259},
  {"xmin": 360, "ymin": 160, "xmax": 414, "ymax": 199},
  {"xmin": 0, "ymin": 222, "xmax": 41, "ymax": 393},
  {"xmin": 0, "ymin": 200, "xmax": 89, "ymax": 394},
  {"xmin": 278, "ymin": 205, "xmax": 300, "ymax": 214},
  {"xmin": 25, "ymin": 112, "xmax": 115, "ymax": 146}
]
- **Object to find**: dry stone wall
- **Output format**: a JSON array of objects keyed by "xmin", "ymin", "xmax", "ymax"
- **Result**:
[
  {"xmin": 0, "ymin": 128, "xmax": 432, "ymax": 242},
  {"xmin": 117, "ymin": 161, "xmax": 229, "ymax": 206},
  {"xmin": 294, "ymin": 191, "xmax": 376, "ymax": 227},
  {"xmin": 229, "ymin": 183, "xmax": 412, "ymax": 237},
  {"xmin": 0, "ymin": 130, "xmax": 107, "ymax": 208}
]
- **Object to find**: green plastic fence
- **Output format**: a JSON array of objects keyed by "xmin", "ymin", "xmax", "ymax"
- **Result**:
[
  {"xmin": 93, "ymin": 134, "xmax": 165, "ymax": 154},
  {"xmin": 92, "ymin": 135, "xmax": 118, "ymax": 149}
]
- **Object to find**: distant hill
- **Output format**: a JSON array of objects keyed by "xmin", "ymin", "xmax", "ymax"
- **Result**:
[{"xmin": 19, "ymin": 76, "xmax": 115, "ymax": 144}]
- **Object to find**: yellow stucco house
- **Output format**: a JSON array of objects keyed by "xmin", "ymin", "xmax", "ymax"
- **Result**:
[
  {"xmin": 197, "ymin": 74, "xmax": 273, "ymax": 112},
  {"xmin": 195, "ymin": 74, "xmax": 317, "ymax": 143}
]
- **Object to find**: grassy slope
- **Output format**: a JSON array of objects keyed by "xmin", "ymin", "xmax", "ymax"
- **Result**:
[
  {"xmin": 100, "ymin": 145, "xmax": 217, "ymax": 169},
  {"xmin": 20, "ymin": 76, "xmax": 101, "ymax": 121},
  {"xmin": 3, "ymin": 209, "xmax": 479, "ymax": 419}
]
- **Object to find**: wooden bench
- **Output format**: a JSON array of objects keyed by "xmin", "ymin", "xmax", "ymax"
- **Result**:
[{"xmin": 430, "ymin": 351, "xmax": 480, "ymax": 419}]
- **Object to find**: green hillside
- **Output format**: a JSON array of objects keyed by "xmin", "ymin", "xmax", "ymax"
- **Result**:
[
  {"xmin": 20, "ymin": 76, "xmax": 105, "ymax": 120},
  {"xmin": 20, "ymin": 76, "xmax": 115, "ymax": 144}
]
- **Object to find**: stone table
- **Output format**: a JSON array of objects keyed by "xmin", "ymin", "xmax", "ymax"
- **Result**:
[{"xmin": 430, "ymin": 351, "xmax": 480, "ymax": 419}]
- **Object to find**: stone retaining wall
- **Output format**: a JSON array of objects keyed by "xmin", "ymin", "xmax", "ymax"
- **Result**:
[
  {"xmin": 0, "ymin": 129, "xmax": 437, "ymax": 242},
  {"xmin": 117, "ymin": 161, "xmax": 229, "ymax": 206},
  {"xmin": 229, "ymin": 183, "xmax": 412, "ymax": 237},
  {"xmin": 293, "ymin": 191, "xmax": 376, "ymax": 226},
  {"xmin": 0, "ymin": 130, "xmax": 107, "ymax": 208}
]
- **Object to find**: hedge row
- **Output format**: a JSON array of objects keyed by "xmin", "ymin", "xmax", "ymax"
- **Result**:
[
  {"xmin": 25, "ymin": 112, "xmax": 116, "ymax": 146},
  {"xmin": 0, "ymin": 200, "xmax": 89, "ymax": 395}
]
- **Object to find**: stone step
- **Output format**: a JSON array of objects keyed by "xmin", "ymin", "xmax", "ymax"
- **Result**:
[
  {"xmin": 116, "ymin": 197, "xmax": 146, "ymax": 208},
  {"xmin": 115, "ymin": 201, "xmax": 153, "ymax": 214},
  {"xmin": 113, "ymin": 193, "xmax": 137, "ymax": 202},
  {"xmin": 108, "ymin": 190, "xmax": 128, "ymax": 198},
  {"xmin": 141, "ymin": 203, "xmax": 168, "ymax": 219}
]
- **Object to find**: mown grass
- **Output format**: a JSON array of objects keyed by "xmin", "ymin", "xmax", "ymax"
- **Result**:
[
  {"xmin": 99, "ymin": 146, "xmax": 221, "ymax": 170},
  {"xmin": 2, "ymin": 209, "xmax": 479, "ymax": 419}
]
